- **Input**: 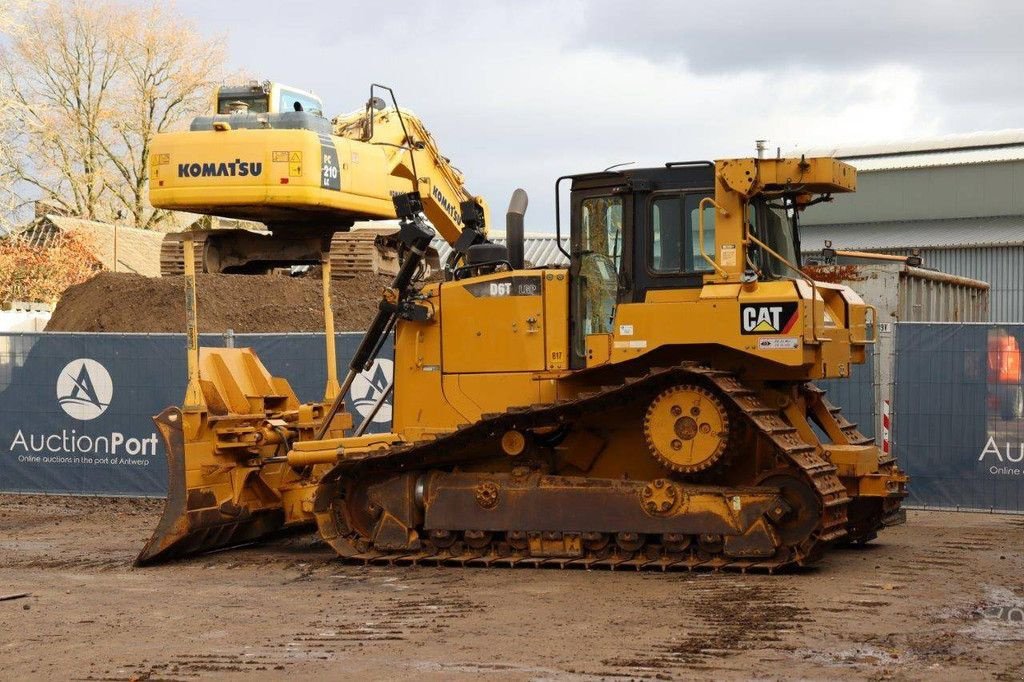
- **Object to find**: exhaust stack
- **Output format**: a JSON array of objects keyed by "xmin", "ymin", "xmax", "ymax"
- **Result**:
[{"xmin": 505, "ymin": 188, "xmax": 528, "ymax": 269}]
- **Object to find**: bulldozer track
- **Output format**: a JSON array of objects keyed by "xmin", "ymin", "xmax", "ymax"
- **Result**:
[
  {"xmin": 314, "ymin": 363, "xmax": 852, "ymax": 572},
  {"xmin": 801, "ymin": 383, "xmax": 875, "ymax": 448}
]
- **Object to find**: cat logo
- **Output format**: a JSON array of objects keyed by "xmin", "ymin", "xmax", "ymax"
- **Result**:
[{"xmin": 740, "ymin": 303, "xmax": 799, "ymax": 335}]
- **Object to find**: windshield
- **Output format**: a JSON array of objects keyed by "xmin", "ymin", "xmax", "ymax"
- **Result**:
[
  {"xmin": 217, "ymin": 94, "xmax": 269, "ymax": 114},
  {"xmin": 278, "ymin": 88, "xmax": 324, "ymax": 117},
  {"xmin": 752, "ymin": 201, "xmax": 800, "ymax": 279}
]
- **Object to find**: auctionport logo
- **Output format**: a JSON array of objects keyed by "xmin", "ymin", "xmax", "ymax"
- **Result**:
[
  {"xmin": 56, "ymin": 359, "xmax": 112, "ymax": 420},
  {"xmin": 351, "ymin": 359, "xmax": 393, "ymax": 424},
  {"xmin": 9, "ymin": 356, "xmax": 158, "ymax": 462}
]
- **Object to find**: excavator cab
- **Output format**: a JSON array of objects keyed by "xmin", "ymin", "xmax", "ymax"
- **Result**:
[{"xmin": 214, "ymin": 80, "xmax": 324, "ymax": 117}]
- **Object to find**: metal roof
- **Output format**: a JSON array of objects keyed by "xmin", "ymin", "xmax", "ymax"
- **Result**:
[
  {"xmin": 13, "ymin": 215, "xmax": 164, "ymax": 276},
  {"xmin": 800, "ymin": 215, "xmax": 1024, "ymax": 252},
  {"xmin": 798, "ymin": 129, "xmax": 1024, "ymax": 171},
  {"xmin": 844, "ymin": 147, "xmax": 1024, "ymax": 171},
  {"xmin": 432, "ymin": 231, "xmax": 568, "ymax": 268}
]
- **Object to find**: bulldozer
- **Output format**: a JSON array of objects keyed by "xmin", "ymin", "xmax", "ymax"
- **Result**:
[{"xmin": 138, "ymin": 84, "xmax": 907, "ymax": 571}]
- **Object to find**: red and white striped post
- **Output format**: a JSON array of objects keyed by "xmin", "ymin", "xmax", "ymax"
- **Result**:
[{"xmin": 881, "ymin": 399, "xmax": 891, "ymax": 456}]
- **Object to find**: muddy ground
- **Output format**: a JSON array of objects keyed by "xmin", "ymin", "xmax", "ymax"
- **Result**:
[{"xmin": 0, "ymin": 495, "xmax": 1021, "ymax": 681}]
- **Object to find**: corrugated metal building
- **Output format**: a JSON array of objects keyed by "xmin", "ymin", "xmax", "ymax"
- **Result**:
[
  {"xmin": 799, "ymin": 131, "xmax": 1024, "ymax": 322},
  {"xmin": 433, "ymin": 232, "xmax": 568, "ymax": 268}
]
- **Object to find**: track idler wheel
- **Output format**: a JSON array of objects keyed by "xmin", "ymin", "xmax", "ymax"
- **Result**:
[
  {"xmin": 644, "ymin": 384, "xmax": 730, "ymax": 474},
  {"xmin": 758, "ymin": 469, "xmax": 822, "ymax": 549},
  {"xmin": 581, "ymin": 532, "xmax": 610, "ymax": 552},
  {"xmin": 430, "ymin": 529, "xmax": 457, "ymax": 549},
  {"xmin": 464, "ymin": 530, "xmax": 493, "ymax": 550},
  {"xmin": 662, "ymin": 533, "xmax": 692, "ymax": 554}
]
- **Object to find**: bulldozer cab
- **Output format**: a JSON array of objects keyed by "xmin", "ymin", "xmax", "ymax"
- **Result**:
[{"xmin": 566, "ymin": 162, "xmax": 807, "ymax": 368}]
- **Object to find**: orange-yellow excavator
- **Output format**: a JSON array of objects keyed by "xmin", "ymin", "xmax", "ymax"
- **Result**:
[{"xmin": 138, "ymin": 84, "xmax": 906, "ymax": 571}]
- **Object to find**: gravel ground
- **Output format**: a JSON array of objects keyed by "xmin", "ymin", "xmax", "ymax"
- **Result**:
[{"xmin": 1, "ymin": 494, "xmax": 1022, "ymax": 680}]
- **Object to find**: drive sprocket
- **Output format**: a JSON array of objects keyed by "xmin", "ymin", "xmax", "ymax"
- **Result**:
[{"xmin": 643, "ymin": 384, "xmax": 730, "ymax": 474}]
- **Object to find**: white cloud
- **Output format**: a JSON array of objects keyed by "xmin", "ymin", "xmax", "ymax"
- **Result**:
[{"xmin": 169, "ymin": 0, "xmax": 999, "ymax": 229}]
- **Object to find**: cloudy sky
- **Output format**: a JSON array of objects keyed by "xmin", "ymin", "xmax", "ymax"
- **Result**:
[{"xmin": 172, "ymin": 0, "xmax": 1024, "ymax": 229}]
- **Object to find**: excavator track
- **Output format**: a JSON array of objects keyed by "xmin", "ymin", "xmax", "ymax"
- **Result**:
[{"xmin": 312, "ymin": 363, "xmax": 851, "ymax": 572}]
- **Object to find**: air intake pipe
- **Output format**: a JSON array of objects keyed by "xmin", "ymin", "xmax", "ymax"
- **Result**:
[{"xmin": 505, "ymin": 188, "xmax": 528, "ymax": 269}]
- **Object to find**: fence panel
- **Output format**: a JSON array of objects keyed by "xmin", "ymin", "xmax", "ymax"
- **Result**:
[
  {"xmin": 895, "ymin": 323, "xmax": 1023, "ymax": 511},
  {"xmin": 4, "ymin": 326, "xmax": 1022, "ymax": 512},
  {"xmin": 816, "ymin": 351, "xmax": 875, "ymax": 440},
  {"xmin": 0, "ymin": 332, "xmax": 391, "ymax": 497}
]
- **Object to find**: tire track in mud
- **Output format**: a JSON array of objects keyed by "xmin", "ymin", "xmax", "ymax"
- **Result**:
[
  {"xmin": 591, "ymin": 578, "xmax": 813, "ymax": 677},
  {"xmin": 870, "ymin": 530, "xmax": 1005, "ymax": 584},
  {"xmin": 110, "ymin": 572, "xmax": 480, "ymax": 680},
  {"xmin": 294, "ymin": 591, "xmax": 477, "ymax": 646}
]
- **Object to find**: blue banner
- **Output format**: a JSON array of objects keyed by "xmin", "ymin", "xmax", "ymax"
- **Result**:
[
  {"xmin": 0, "ymin": 332, "xmax": 391, "ymax": 497},
  {"xmin": 3, "ymin": 325, "xmax": 1022, "ymax": 512},
  {"xmin": 895, "ymin": 324, "xmax": 1023, "ymax": 511}
]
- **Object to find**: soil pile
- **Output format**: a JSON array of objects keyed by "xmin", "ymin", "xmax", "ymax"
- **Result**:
[{"xmin": 46, "ymin": 271, "xmax": 391, "ymax": 333}]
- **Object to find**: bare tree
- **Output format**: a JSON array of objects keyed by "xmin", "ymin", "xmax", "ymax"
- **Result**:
[
  {"xmin": 0, "ymin": 1, "xmax": 225, "ymax": 231},
  {"xmin": 0, "ymin": 0, "xmax": 28, "ymax": 234},
  {"xmin": 0, "ymin": 0, "xmax": 30, "ymax": 36},
  {"xmin": 103, "ymin": 3, "xmax": 225, "ymax": 229}
]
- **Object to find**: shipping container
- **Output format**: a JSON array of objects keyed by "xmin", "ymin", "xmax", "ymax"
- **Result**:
[{"xmin": 805, "ymin": 251, "xmax": 990, "ymax": 441}]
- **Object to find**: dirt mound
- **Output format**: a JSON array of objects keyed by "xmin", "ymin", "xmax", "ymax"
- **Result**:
[{"xmin": 46, "ymin": 271, "xmax": 391, "ymax": 333}]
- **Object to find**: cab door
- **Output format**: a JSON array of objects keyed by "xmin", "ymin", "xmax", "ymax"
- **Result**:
[
  {"xmin": 633, "ymin": 190, "xmax": 716, "ymax": 296},
  {"xmin": 570, "ymin": 192, "xmax": 629, "ymax": 368}
]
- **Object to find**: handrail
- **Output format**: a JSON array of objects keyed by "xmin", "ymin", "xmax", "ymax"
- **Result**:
[
  {"xmin": 553, "ymin": 175, "xmax": 573, "ymax": 261},
  {"xmin": 745, "ymin": 230, "xmax": 826, "ymax": 343},
  {"xmin": 865, "ymin": 304, "xmax": 879, "ymax": 344},
  {"xmin": 697, "ymin": 197, "xmax": 729, "ymax": 278}
]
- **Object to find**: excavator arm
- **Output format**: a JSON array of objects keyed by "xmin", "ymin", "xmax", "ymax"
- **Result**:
[{"xmin": 331, "ymin": 89, "xmax": 490, "ymax": 249}]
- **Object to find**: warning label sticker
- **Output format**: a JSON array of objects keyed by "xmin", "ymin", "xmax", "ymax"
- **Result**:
[{"xmin": 720, "ymin": 243, "xmax": 737, "ymax": 267}]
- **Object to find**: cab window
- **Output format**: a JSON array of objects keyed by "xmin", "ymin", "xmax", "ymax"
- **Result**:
[
  {"xmin": 217, "ymin": 94, "xmax": 269, "ymax": 114},
  {"xmin": 581, "ymin": 197, "xmax": 624, "ymax": 272},
  {"xmin": 651, "ymin": 197, "xmax": 682, "ymax": 271},
  {"xmin": 687, "ymin": 195, "xmax": 716, "ymax": 272},
  {"xmin": 747, "ymin": 201, "xmax": 800, "ymax": 279},
  {"xmin": 649, "ymin": 194, "xmax": 715, "ymax": 273},
  {"xmin": 278, "ymin": 89, "xmax": 324, "ymax": 117}
]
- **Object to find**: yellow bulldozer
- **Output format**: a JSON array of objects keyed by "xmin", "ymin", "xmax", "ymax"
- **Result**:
[{"xmin": 138, "ymin": 83, "xmax": 907, "ymax": 571}]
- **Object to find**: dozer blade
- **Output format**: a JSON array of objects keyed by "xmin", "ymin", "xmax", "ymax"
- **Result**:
[
  {"xmin": 136, "ymin": 347, "xmax": 337, "ymax": 566},
  {"xmin": 135, "ymin": 408, "xmax": 291, "ymax": 565}
]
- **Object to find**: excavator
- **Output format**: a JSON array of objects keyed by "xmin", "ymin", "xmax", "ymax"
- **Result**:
[
  {"xmin": 155, "ymin": 82, "xmax": 466, "ymax": 275},
  {"xmin": 138, "ymin": 83, "xmax": 907, "ymax": 571}
]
